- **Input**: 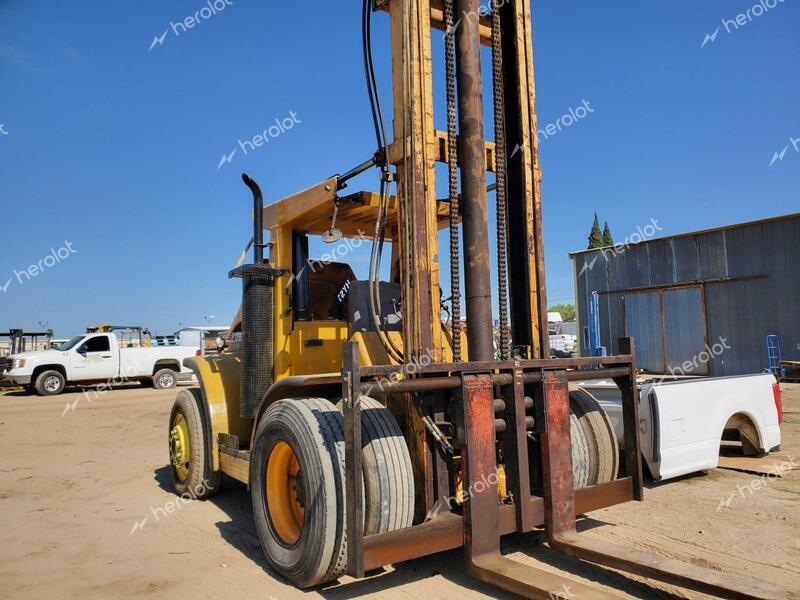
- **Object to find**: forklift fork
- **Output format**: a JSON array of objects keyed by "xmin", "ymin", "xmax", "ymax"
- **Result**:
[{"xmin": 460, "ymin": 355, "xmax": 788, "ymax": 600}]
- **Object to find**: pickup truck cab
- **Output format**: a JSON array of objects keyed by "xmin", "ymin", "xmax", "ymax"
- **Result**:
[
  {"xmin": 574, "ymin": 374, "xmax": 783, "ymax": 481},
  {"xmin": 2, "ymin": 332, "xmax": 198, "ymax": 396}
]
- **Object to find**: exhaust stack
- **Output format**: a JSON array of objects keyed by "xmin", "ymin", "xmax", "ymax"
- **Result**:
[{"xmin": 229, "ymin": 173, "xmax": 279, "ymax": 419}]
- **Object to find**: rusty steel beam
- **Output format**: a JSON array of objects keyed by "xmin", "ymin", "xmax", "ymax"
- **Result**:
[
  {"xmin": 359, "ymin": 365, "xmax": 633, "ymax": 396},
  {"xmin": 454, "ymin": 0, "xmax": 493, "ymax": 362}
]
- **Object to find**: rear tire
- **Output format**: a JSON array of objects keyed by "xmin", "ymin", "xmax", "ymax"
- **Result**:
[
  {"xmin": 34, "ymin": 370, "xmax": 65, "ymax": 396},
  {"xmin": 168, "ymin": 388, "xmax": 221, "ymax": 498},
  {"xmin": 571, "ymin": 389, "xmax": 619, "ymax": 486},
  {"xmin": 153, "ymin": 368, "xmax": 178, "ymax": 390}
]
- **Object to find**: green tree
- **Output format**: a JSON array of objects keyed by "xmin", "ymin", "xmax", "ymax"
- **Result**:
[
  {"xmin": 549, "ymin": 304, "xmax": 576, "ymax": 322},
  {"xmin": 588, "ymin": 213, "xmax": 604, "ymax": 249},
  {"xmin": 602, "ymin": 221, "xmax": 614, "ymax": 246}
]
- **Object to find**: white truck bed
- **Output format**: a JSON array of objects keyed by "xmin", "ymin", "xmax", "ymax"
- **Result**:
[{"xmin": 574, "ymin": 374, "xmax": 782, "ymax": 481}]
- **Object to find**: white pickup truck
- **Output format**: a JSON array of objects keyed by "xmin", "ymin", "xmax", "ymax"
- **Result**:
[
  {"xmin": 1, "ymin": 332, "xmax": 198, "ymax": 396},
  {"xmin": 575, "ymin": 374, "xmax": 783, "ymax": 481}
]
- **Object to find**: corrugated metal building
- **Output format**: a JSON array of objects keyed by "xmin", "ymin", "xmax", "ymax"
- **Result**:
[{"xmin": 569, "ymin": 213, "xmax": 800, "ymax": 376}]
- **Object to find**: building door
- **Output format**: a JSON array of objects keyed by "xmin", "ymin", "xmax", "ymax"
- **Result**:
[
  {"xmin": 624, "ymin": 292, "xmax": 665, "ymax": 373},
  {"xmin": 624, "ymin": 286, "xmax": 708, "ymax": 375},
  {"xmin": 663, "ymin": 287, "xmax": 709, "ymax": 376}
]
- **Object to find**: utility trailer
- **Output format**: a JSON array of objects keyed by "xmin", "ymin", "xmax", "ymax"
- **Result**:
[{"xmin": 166, "ymin": 1, "xmax": 792, "ymax": 598}]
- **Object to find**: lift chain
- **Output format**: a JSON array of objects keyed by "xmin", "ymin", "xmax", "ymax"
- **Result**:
[
  {"xmin": 491, "ymin": 6, "xmax": 511, "ymax": 360},
  {"xmin": 444, "ymin": 0, "xmax": 462, "ymax": 362}
]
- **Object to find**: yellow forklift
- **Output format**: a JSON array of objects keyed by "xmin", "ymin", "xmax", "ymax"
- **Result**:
[{"xmin": 166, "ymin": 1, "xmax": 789, "ymax": 597}]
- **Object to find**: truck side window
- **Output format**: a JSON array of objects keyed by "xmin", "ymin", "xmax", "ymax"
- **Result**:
[{"xmin": 83, "ymin": 336, "xmax": 111, "ymax": 353}]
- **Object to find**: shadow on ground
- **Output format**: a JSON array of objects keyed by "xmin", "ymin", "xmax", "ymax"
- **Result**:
[{"xmin": 152, "ymin": 466, "xmax": 684, "ymax": 599}]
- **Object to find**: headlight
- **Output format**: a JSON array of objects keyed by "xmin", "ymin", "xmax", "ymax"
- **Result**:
[{"xmin": 12, "ymin": 359, "xmax": 26, "ymax": 370}]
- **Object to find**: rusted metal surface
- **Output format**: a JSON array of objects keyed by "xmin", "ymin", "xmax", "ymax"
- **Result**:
[
  {"xmin": 342, "ymin": 342, "xmax": 364, "ymax": 578},
  {"xmin": 539, "ymin": 370, "xmax": 575, "ymax": 542},
  {"xmin": 358, "ymin": 361, "xmax": 633, "ymax": 397},
  {"xmin": 461, "ymin": 373, "xmax": 500, "ymax": 560},
  {"xmin": 454, "ymin": 0, "xmax": 493, "ymax": 363},
  {"xmin": 503, "ymin": 367, "xmax": 535, "ymax": 531},
  {"xmin": 614, "ymin": 338, "xmax": 644, "ymax": 500},
  {"xmin": 361, "ymin": 478, "xmax": 635, "ymax": 571}
]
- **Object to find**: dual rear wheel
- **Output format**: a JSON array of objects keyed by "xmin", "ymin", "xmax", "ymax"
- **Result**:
[{"xmin": 250, "ymin": 397, "xmax": 414, "ymax": 588}]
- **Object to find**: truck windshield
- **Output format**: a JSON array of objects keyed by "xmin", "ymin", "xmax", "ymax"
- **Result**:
[{"xmin": 60, "ymin": 336, "xmax": 86, "ymax": 351}]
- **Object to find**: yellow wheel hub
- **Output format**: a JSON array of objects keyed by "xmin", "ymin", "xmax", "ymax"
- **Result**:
[
  {"xmin": 266, "ymin": 441, "xmax": 305, "ymax": 545},
  {"xmin": 170, "ymin": 413, "xmax": 190, "ymax": 481}
]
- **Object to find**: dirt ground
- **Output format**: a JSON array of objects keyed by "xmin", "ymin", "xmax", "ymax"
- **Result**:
[{"xmin": 1, "ymin": 383, "xmax": 798, "ymax": 600}]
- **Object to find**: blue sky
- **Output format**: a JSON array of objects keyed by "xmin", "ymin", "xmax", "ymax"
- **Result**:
[{"xmin": 1, "ymin": 0, "xmax": 798, "ymax": 337}]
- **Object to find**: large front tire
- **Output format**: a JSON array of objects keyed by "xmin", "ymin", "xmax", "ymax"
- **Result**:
[
  {"xmin": 168, "ymin": 388, "xmax": 221, "ymax": 498},
  {"xmin": 251, "ymin": 397, "xmax": 415, "ymax": 589},
  {"xmin": 251, "ymin": 398, "xmax": 346, "ymax": 589}
]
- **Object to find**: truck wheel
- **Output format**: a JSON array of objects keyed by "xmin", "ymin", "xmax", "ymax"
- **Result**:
[
  {"xmin": 168, "ymin": 389, "xmax": 221, "ymax": 498},
  {"xmin": 251, "ymin": 398, "xmax": 346, "ymax": 588},
  {"xmin": 352, "ymin": 397, "xmax": 414, "ymax": 536},
  {"xmin": 571, "ymin": 389, "xmax": 619, "ymax": 486},
  {"xmin": 153, "ymin": 368, "xmax": 178, "ymax": 390},
  {"xmin": 34, "ymin": 370, "xmax": 65, "ymax": 396},
  {"xmin": 570, "ymin": 412, "xmax": 592, "ymax": 489}
]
